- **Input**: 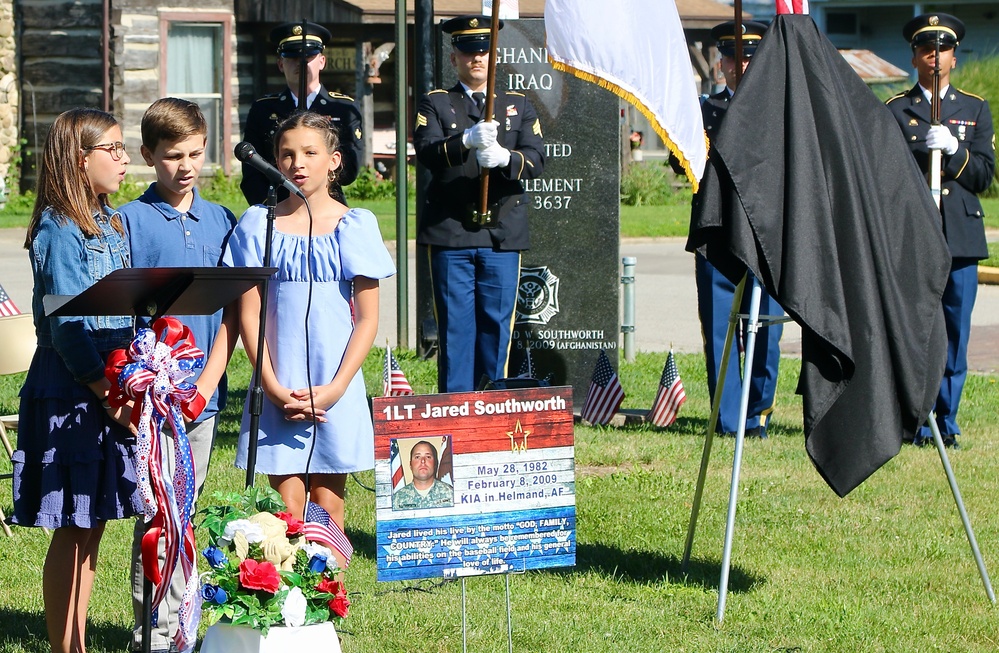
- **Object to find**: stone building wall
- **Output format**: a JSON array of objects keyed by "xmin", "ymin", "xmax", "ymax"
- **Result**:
[
  {"xmin": 0, "ymin": 0, "xmax": 18, "ymax": 193},
  {"xmin": 18, "ymin": 0, "xmax": 104, "ymax": 190}
]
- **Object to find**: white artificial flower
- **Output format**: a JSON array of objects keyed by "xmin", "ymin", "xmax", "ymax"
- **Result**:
[
  {"xmin": 281, "ymin": 586, "xmax": 307, "ymax": 627},
  {"xmin": 221, "ymin": 519, "xmax": 265, "ymax": 546},
  {"xmin": 302, "ymin": 541, "xmax": 334, "ymax": 561}
]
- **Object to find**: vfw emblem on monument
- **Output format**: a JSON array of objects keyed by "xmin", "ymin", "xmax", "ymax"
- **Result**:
[{"xmin": 517, "ymin": 266, "xmax": 560, "ymax": 324}]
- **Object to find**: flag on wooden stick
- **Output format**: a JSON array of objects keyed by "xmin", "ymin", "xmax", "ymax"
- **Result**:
[
  {"xmin": 580, "ymin": 350, "xmax": 625, "ymax": 425},
  {"xmin": 648, "ymin": 350, "xmax": 686, "ymax": 427},
  {"xmin": 383, "ymin": 348, "xmax": 414, "ymax": 396},
  {"xmin": 544, "ymin": 0, "xmax": 707, "ymax": 190}
]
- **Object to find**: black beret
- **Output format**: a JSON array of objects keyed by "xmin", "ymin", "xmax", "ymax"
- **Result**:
[{"xmin": 441, "ymin": 15, "xmax": 503, "ymax": 54}]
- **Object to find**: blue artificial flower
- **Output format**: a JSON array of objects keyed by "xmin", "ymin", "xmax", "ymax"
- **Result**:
[
  {"xmin": 201, "ymin": 584, "xmax": 228, "ymax": 605},
  {"xmin": 202, "ymin": 546, "xmax": 228, "ymax": 569},
  {"xmin": 308, "ymin": 554, "xmax": 328, "ymax": 573}
]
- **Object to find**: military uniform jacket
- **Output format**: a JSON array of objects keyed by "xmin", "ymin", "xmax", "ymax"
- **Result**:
[
  {"xmin": 414, "ymin": 83, "xmax": 545, "ymax": 251},
  {"xmin": 240, "ymin": 84, "xmax": 363, "ymax": 205},
  {"xmin": 887, "ymin": 85, "xmax": 995, "ymax": 259},
  {"xmin": 670, "ymin": 89, "xmax": 730, "ymax": 176}
]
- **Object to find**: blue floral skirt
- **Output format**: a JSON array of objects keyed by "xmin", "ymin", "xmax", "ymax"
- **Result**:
[{"xmin": 12, "ymin": 346, "xmax": 142, "ymax": 529}]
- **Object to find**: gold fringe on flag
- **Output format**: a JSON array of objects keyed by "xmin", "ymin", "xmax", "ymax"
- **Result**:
[{"xmin": 548, "ymin": 59, "xmax": 708, "ymax": 195}]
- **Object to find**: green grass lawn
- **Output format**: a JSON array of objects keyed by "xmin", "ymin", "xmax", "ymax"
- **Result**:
[{"xmin": 3, "ymin": 349, "xmax": 999, "ymax": 652}]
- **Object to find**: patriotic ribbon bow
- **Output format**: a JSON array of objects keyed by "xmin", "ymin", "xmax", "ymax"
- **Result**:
[{"xmin": 105, "ymin": 317, "xmax": 206, "ymax": 653}]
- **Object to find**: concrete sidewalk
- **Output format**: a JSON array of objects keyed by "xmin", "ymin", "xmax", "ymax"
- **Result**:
[{"xmin": 3, "ymin": 229, "xmax": 999, "ymax": 373}]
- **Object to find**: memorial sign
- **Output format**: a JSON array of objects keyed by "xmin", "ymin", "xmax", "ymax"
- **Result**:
[
  {"xmin": 374, "ymin": 386, "xmax": 576, "ymax": 581},
  {"xmin": 423, "ymin": 19, "xmax": 621, "ymax": 398}
]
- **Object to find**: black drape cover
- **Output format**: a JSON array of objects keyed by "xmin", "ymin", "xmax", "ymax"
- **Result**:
[{"xmin": 687, "ymin": 15, "xmax": 951, "ymax": 497}]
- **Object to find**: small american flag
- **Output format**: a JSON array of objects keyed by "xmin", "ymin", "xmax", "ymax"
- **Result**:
[
  {"xmin": 0, "ymin": 284, "xmax": 20, "ymax": 317},
  {"xmin": 304, "ymin": 501, "xmax": 353, "ymax": 568},
  {"xmin": 389, "ymin": 439, "xmax": 405, "ymax": 492},
  {"xmin": 648, "ymin": 350, "xmax": 686, "ymax": 427},
  {"xmin": 580, "ymin": 350, "xmax": 625, "ymax": 426},
  {"xmin": 383, "ymin": 349, "xmax": 414, "ymax": 396}
]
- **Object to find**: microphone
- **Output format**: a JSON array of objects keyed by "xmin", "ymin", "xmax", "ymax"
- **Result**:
[{"xmin": 234, "ymin": 141, "xmax": 305, "ymax": 200}]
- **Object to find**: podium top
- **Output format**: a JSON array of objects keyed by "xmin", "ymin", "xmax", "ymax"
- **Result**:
[{"xmin": 44, "ymin": 266, "xmax": 276, "ymax": 318}]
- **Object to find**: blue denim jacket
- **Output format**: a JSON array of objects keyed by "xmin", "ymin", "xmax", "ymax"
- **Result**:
[{"xmin": 29, "ymin": 206, "xmax": 133, "ymax": 384}]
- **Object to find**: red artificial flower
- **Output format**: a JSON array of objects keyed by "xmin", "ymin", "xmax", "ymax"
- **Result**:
[
  {"xmin": 315, "ymin": 578, "xmax": 344, "ymax": 595},
  {"xmin": 274, "ymin": 511, "xmax": 305, "ymax": 537},
  {"xmin": 238, "ymin": 558, "xmax": 281, "ymax": 594},
  {"xmin": 329, "ymin": 587, "xmax": 350, "ymax": 618}
]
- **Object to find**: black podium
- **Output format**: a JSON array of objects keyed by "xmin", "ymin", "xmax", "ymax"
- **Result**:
[
  {"xmin": 46, "ymin": 265, "xmax": 275, "ymax": 653},
  {"xmin": 44, "ymin": 266, "xmax": 275, "ymax": 321}
]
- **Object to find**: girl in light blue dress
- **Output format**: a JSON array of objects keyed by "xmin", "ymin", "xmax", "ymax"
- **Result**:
[{"xmin": 225, "ymin": 112, "xmax": 394, "ymax": 543}]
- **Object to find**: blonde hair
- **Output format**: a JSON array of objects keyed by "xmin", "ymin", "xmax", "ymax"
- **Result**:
[{"xmin": 25, "ymin": 108, "xmax": 124, "ymax": 248}]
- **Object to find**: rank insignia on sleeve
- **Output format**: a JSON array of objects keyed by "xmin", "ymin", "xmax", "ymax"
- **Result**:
[
  {"xmin": 355, "ymin": 128, "xmax": 362, "ymax": 140},
  {"xmin": 532, "ymin": 119, "xmax": 542, "ymax": 136},
  {"xmin": 416, "ymin": 113, "xmax": 427, "ymax": 127},
  {"xmin": 506, "ymin": 104, "xmax": 518, "ymax": 117}
]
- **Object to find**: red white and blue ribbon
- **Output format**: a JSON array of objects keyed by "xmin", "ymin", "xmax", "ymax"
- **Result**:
[{"xmin": 106, "ymin": 317, "xmax": 206, "ymax": 653}]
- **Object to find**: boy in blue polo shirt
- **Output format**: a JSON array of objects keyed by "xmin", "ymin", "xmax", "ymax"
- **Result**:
[{"xmin": 121, "ymin": 97, "xmax": 238, "ymax": 653}]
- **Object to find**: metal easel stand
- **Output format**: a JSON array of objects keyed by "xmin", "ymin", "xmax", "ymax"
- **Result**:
[
  {"xmin": 678, "ymin": 273, "xmax": 788, "ymax": 622},
  {"xmin": 682, "ymin": 274, "xmax": 995, "ymax": 624},
  {"xmin": 925, "ymin": 412, "xmax": 995, "ymax": 603},
  {"xmin": 461, "ymin": 573, "xmax": 516, "ymax": 653}
]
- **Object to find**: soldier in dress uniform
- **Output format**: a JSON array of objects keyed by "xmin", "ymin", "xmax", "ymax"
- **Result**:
[
  {"xmin": 682, "ymin": 21, "xmax": 784, "ymax": 438},
  {"xmin": 240, "ymin": 20, "xmax": 363, "ymax": 205},
  {"xmin": 887, "ymin": 14, "xmax": 995, "ymax": 448},
  {"xmin": 413, "ymin": 15, "xmax": 545, "ymax": 393}
]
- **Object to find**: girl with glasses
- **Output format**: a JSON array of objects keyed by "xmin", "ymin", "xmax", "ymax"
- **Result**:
[{"xmin": 15, "ymin": 108, "xmax": 139, "ymax": 653}]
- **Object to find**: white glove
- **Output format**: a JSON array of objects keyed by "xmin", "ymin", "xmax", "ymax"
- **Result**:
[
  {"xmin": 476, "ymin": 143, "xmax": 511, "ymax": 169},
  {"xmin": 926, "ymin": 125, "xmax": 959, "ymax": 155},
  {"xmin": 462, "ymin": 121, "xmax": 498, "ymax": 149}
]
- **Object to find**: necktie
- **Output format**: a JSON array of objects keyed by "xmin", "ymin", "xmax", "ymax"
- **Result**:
[{"xmin": 472, "ymin": 92, "xmax": 485, "ymax": 115}]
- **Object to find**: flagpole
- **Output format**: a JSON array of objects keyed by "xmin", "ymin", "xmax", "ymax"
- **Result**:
[
  {"xmin": 385, "ymin": 339, "xmax": 392, "ymax": 396},
  {"xmin": 929, "ymin": 36, "xmax": 942, "ymax": 209},
  {"xmin": 476, "ymin": 0, "xmax": 503, "ymax": 226},
  {"xmin": 734, "ymin": 0, "xmax": 744, "ymax": 86}
]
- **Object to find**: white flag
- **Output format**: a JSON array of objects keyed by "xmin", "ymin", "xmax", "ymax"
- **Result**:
[{"xmin": 545, "ymin": 0, "xmax": 707, "ymax": 190}]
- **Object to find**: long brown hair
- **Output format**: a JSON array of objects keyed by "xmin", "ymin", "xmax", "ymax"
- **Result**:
[{"xmin": 25, "ymin": 108, "xmax": 125, "ymax": 248}]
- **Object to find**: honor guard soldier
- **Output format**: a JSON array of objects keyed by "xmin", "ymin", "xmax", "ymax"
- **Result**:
[
  {"xmin": 414, "ymin": 15, "xmax": 545, "ymax": 393},
  {"xmin": 887, "ymin": 14, "xmax": 995, "ymax": 448},
  {"xmin": 681, "ymin": 21, "xmax": 784, "ymax": 438},
  {"xmin": 240, "ymin": 20, "xmax": 363, "ymax": 205}
]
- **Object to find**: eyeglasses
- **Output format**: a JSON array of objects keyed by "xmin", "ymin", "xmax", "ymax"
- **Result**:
[{"xmin": 84, "ymin": 141, "xmax": 126, "ymax": 161}]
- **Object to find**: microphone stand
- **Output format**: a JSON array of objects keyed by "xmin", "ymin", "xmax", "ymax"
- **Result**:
[{"xmin": 245, "ymin": 185, "xmax": 277, "ymax": 486}]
